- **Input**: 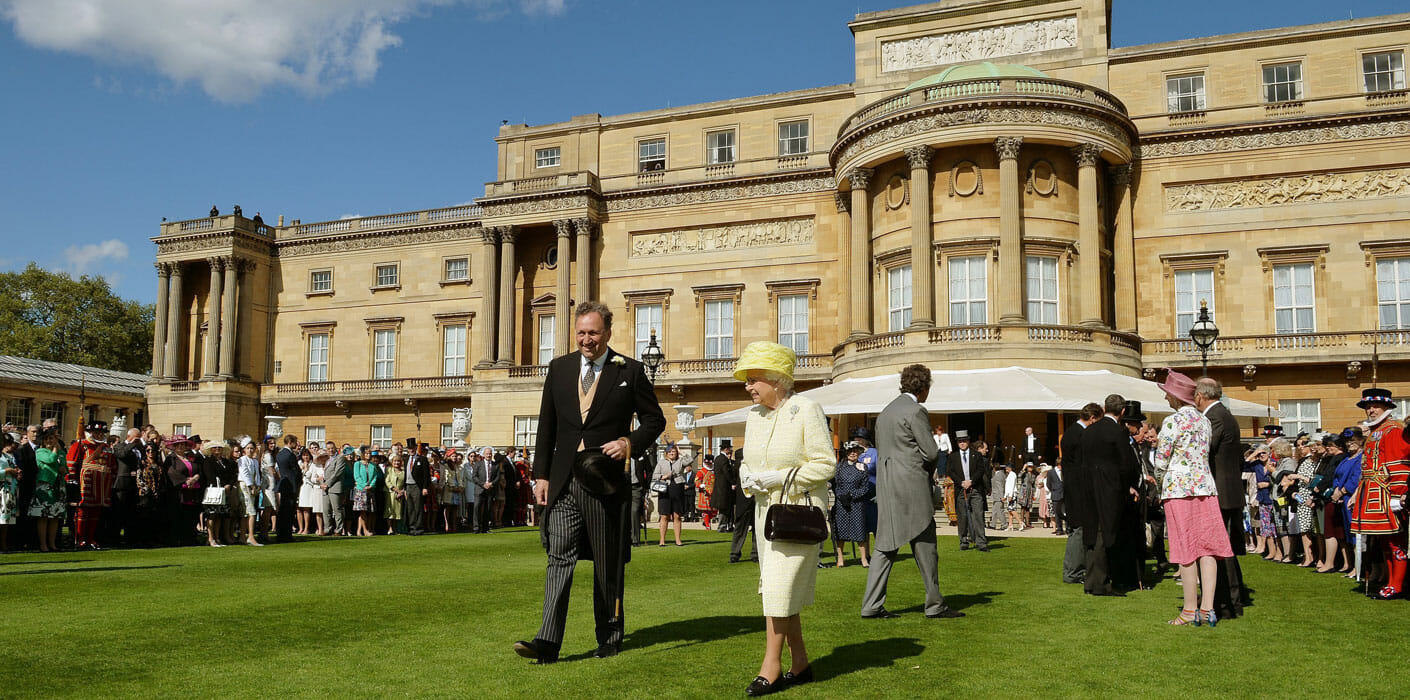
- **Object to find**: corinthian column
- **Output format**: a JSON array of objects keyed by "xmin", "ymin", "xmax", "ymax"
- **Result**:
[
  {"xmin": 476, "ymin": 228, "xmax": 499, "ymax": 368},
  {"xmin": 201, "ymin": 257, "xmax": 225, "ymax": 379},
  {"xmin": 152, "ymin": 263, "xmax": 170, "ymax": 379},
  {"xmin": 163, "ymin": 263, "xmax": 185, "ymax": 380},
  {"xmin": 1074, "ymin": 143, "xmax": 1104, "ymax": 327},
  {"xmin": 218, "ymin": 256, "xmax": 239, "ymax": 377},
  {"xmin": 496, "ymin": 226, "xmax": 518, "ymax": 367},
  {"xmin": 905, "ymin": 146, "xmax": 935, "ymax": 329},
  {"xmin": 834, "ymin": 192, "xmax": 851, "ymax": 339},
  {"xmin": 996, "ymin": 137, "xmax": 1024, "ymax": 324},
  {"xmin": 1111, "ymin": 163, "xmax": 1137, "ymax": 333},
  {"xmin": 573, "ymin": 218, "xmax": 593, "ymax": 303},
  {"xmin": 846, "ymin": 167, "xmax": 874, "ymax": 339},
  {"xmin": 553, "ymin": 219, "xmax": 573, "ymax": 356}
]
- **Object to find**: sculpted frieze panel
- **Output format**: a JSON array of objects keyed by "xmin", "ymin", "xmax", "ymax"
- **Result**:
[
  {"xmin": 1140, "ymin": 117, "xmax": 1410, "ymax": 158},
  {"xmin": 1166, "ymin": 167, "xmax": 1410, "ymax": 212},
  {"xmin": 607, "ymin": 175, "xmax": 836, "ymax": 213},
  {"xmin": 628, "ymin": 217, "xmax": 815, "ymax": 259},
  {"xmin": 478, "ymin": 194, "xmax": 595, "ymax": 218},
  {"xmin": 881, "ymin": 16, "xmax": 1078, "ymax": 73}
]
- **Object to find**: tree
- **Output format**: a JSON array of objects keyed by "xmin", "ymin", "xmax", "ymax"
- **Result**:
[{"xmin": 0, "ymin": 263, "xmax": 155, "ymax": 374}]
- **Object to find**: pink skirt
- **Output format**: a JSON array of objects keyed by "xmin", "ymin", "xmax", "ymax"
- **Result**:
[{"xmin": 1163, "ymin": 495, "xmax": 1235, "ymax": 566}]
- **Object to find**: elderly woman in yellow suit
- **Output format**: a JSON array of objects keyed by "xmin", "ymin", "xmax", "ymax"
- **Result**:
[{"xmin": 734, "ymin": 342, "xmax": 836, "ymax": 697}]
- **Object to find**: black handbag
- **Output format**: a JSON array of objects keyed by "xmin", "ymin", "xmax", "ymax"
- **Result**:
[{"xmin": 763, "ymin": 466, "xmax": 828, "ymax": 545}]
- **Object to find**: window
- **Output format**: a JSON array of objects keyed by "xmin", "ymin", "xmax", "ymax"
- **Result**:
[
  {"xmin": 40, "ymin": 402, "xmax": 64, "ymax": 431},
  {"xmin": 706, "ymin": 130, "xmax": 736, "ymax": 164},
  {"xmin": 514, "ymin": 416, "xmax": 539, "ymax": 449},
  {"xmin": 638, "ymin": 138, "xmax": 666, "ymax": 172},
  {"xmin": 777, "ymin": 294, "xmax": 809, "ymax": 354},
  {"xmin": 887, "ymin": 265, "xmax": 913, "ymax": 331},
  {"xmin": 1262, "ymin": 62, "xmax": 1303, "ymax": 103},
  {"xmin": 1174, "ymin": 269, "xmax": 1216, "ymax": 338},
  {"xmin": 443, "ymin": 325, "xmax": 466, "ymax": 376},
  {"xmin": 1279, "ymin": 399, "xmax": 1320, "ymax": 437},
  {"xmin": 444, "ymin": 257, "xmax": 469, "ymax": 282},
  {"xmin": 948, "ymin": 256, "xmax": 987, "ymax": 326},
  {"xmin": 308, "ymin": 333, "xmax": 329, "ymax": 383},
  {"xmin": 1166, "ymin": 73, "xmax": 1206, "ymax": 113},
  {"xmin": 375, "ymin": 264, "xmax": 399, "ymax": 287},
  {"xmin": 535, "ymin": 146, "xmax": 560, "ymax": 168},
  {"xmin": 634, "ymin": 303, "xmax": 663, "ymax": 357},
  {"xmin": 5, "ymin": 400, "xmax": 28, "ymax": 428},
  {"xmin": 704, "ymin": 299, "xmax": 734, "ymax": 359},
  {"xmin": 309, "ymin": 269, "xmax": 332, "ymax": 293},
  {"xmin": 537, "ymin": 314, "xmax": 555, "ymax": 365},
  {"xmin": 1364, "ymin": 51, "xmax": 1406, "ymax": 93},
  {"xmin": 1026, "ymin": 256, "xmax": 1059, "ymax": 324},
  {"xmin": 373, "ymin": 329, "xmax": 397, "ymax": 379},
  {"xmin": 778, "ymin": 120, "xmax": 809, "ymax": 156},
  {"xmin": 1397, "ymin": 399, "xmax": 1410, "ymax": 422},
  {"xmin": 305, "ymin": 426, "xmax": 325, "ymax": 444},
  {"xmin": 440, "ymin": 423, "xmax": 454, "ymax": 447},
  {"xmin": 1378, "ymin": 257, "xmax": 1410, "ymax": 329},
  {"xmin": 370, "ymin": 425, "xmax": 392, "ymax": 449},
  {"xmin": 1273, "ymin": 263, "xmax": 1315, "ymax": 334},
  {"xmin": 172, "ymin": 423, "xmax": 191, "ymax": 437}
]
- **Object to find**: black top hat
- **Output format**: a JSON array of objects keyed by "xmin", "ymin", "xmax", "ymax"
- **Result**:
[
  {"xmin": 1357, "ymin": 387, "xmax": 1396, "ymax": 409},
  {"xmin": 405, "ymin": 437, "xmax": 418, "ymax": 448},
  {"xmin": 85, "ymin": 420, "xmax": 109, "ymax": 433},
  {"xmin": 719, "ymin": 440, "xmax": 732, "ymax": 450},
  {"xmin": 1262, "ymin": 425, "xmax": 1283, "ymax": 437},
  {"xmin": 848, "ymin": 426, "xmax": 874, "ymax": 442},
  {"xmin": 572, "ymin": 448, "xmax": 628, "ymax": 500},
  {"xmin": 1120, "ymin": 401, "xmax": 1147, "ymax": 424}
]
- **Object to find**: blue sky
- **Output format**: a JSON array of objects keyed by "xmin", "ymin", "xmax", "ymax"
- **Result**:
[{"xmin": 1, "ymin": 0, "xmax": 1405, "ymax": 304}]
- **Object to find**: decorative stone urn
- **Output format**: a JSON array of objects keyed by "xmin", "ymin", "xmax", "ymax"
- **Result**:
[
  {"xmin": 109, "ymin": 412, "xmax": 128, "ymax": 436},
  {"xmin": 673, "ymin": 404, "xmax": 699, "ymax": 459},
  {"xmin": 264, "ymin": 415, "xmax": 288, "ymax": 439},
  {"xmin": 451, "ymin": 408, "xmax": 472, "ymax": 447}
]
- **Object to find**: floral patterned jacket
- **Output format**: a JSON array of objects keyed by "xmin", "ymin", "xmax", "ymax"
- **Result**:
[{"xmin": 1154, "ymin": 405, "xmax": 1217, "ymax": 500}]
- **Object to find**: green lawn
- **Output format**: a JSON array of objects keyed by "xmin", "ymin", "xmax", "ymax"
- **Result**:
[{"xmin": 1, "ymin": 528, "xmax": 1400, "ymax": 699}]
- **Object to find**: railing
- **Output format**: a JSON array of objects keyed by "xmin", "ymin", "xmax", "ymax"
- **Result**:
[
  {"xmin": 636, "ymin": 171, "xmax": 665, "ymax": 186},
  {"xmin": 1366, "ymin": 89, "xmax": 1409, "ymax": 106},
  {"xmin": 654, "ymin": 354, "xmax": 831, "ymax": 377},
  {"xmin": 856, "ymin": 332, "xmax": 907, "ymax": 352},
  {"xmin": 179, "ymin": 219, "xmax": 213, "ymax": 232},
  {"xmin": 839, "ymin": 324, "xmax": 1143, "ymax": 356},
  {"xmin": 269, "ymin": 375, "xmax": 474, "ymax": 395},
  {"xmin": 1143, "ymin": 329, "xmax": 1410, "ymax": 362},
  {"xmin": 776, "ymin": 155, "xmax": 809, "ymax": 170},
  {"xmin": 598, "ymin": 153, "xmax": 829, "ymax": 193},
  {"xmin": 286, "ymin": 204, "xmax": 482, "ymax": 237},
  {"xmin": 169, "ymin": 381, "xmax": 199, "ymax": 392},
  {"xmin": 508, "ymin": 366, "xmax": 548, "ymax": 378},
  {"xmin": 930, "ymin": 325, "xmax": 1000, "ymax": 343},
  {"xmin": 160, "ymin": 214, "xmax": 274, "ymax": 238},
  {"xmin": 482, "ymin": 171, "xmax": 599, "ymax": 198},
  {"xmin": 1028, "ymin": 325, "xmax": 1093, "ymax": 343},
  {"xmin": 704, "ymin": 163, "xmax": 735, "ymax": 179},
  {"xmin": 513, "ymin": 175, "xmax": 558, "ymax": 193}
]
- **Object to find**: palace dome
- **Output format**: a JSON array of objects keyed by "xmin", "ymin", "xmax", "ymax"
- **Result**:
[{"xmin": 905, "ymin": 62, "xmax": 1049, "ymax": 90}]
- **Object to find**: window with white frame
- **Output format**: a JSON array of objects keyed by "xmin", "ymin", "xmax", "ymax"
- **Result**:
[
  {"xmin": 309, "ymin": 269, "xmax": 332, "ymax": 293},
  {"xmin": 514, "ymin": 416, "xmax": 539, "ymax": 449},
  {"xmin": 4, "ymin": 400, "xmax": 27, "ymax": 428},
  {"xmin": 370, "ymin": 425, "xmax": 392, "ymax": 449},
  {"xmin": 888, "ymin": 265, "xmax": 913, "ymax": 331},
  {"xmin": 440, "ymin": 423, "xmax": 454, "ymax": 447},
  {"xmin": 778, "ymin": 120, "xmax": 809, "ymax": 156},
  {"xmin": 308, "ymin": 333, "xmax": 329, "ymax": 382},
  {"xmin": 1166, "ymin": 73, "xmax": 1206, "ymax": 113},
  {"xmin": 1279, "ymin": 399, "xmax": 1320, "ymax": 436},
  {"xmin": 1397, "ymin": 398, "xmax": 1410, "ymax": 422},
  {"xmin": 777, "ymin": 294, "xmax": 809, "ymax": 354},
  {"xmin": 443, "ymin": 325, "xmax": 466, "ymax": 376},
  {"xmin": 538, "ymin": 314, "xmax": 555, "ymax": 365},
  {"xmin": 1174, "ymin": 269, "xmax": 1216, "ymax": 338},
  {"xmin": 634, "ymin": 303, "xmax": 663, "ymax": 357},
  {"xmin": 1363, "ymin": 51, "xmax": 1406, "ymax": 93},
  {"xmin": 444, "ymin": 257, "xmax": 469, "ymax": 282},
  {"xmin": 373, "ymin": 329, "xmax": 397, "ymax": 379},
  {"xmin": 40, "ymin": 401, "xmax": 64, "ymax": 429},
  {"xmin": 638, "ymin": 138, "xmax": 666, "ymax": 172},
  {"xmin": 1262, "ymin": 62, "xmax": 1303, "ymax": 103},
  {"xmin": 948, "ymin": 255, "xmax": 987, "ymax": 326},
  {"xmin": 1377, "ymin": 257, "xmax": 1410, "ymax": 330},
  {"xmin": 305, "ymin": 426, "xmax": 326, "ymax": 445},
  {"xmin": 704, "ymin": 299, "xmax": 734, "ymax": 359},
  {"xmin": 1273, "ymin": 263, "xmax": 1315, "ymax": 334},
  {"xmin": 535, "ymin": 147, "xmax": 561, "ymax": 168},
  {"xmin": 172, "ymin": 423, "xmax": 191, "ymax": 437},
  {"xmin": 706, "ymin": 130, "xmax": 736, "ymax": 164},
  {"xmin": 1026, "ymin": 256, "xmax": 1059, "ymax": 324},
  {"xmin": 375, "ymin": 264, "xmax": 399, "ymax": 287}
]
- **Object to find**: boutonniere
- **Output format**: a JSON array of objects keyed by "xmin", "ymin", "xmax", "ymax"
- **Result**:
[{"xmin": 610, "ymin": 355, "xmax": 626, "ymax": 366}]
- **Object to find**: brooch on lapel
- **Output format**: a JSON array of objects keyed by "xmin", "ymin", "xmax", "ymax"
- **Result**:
[{"xmin": 789, "ymin": 405, "xmax": 800, "ymax": 417}]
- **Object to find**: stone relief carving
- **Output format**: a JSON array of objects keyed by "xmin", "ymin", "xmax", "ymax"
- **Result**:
[
  {"xmin": 884, "ymin": 174, "xmax": 909, "ymax": 209},
  {"xmin": 606, "ymin": 175, "xmax": 836, "ymax": 213},
  {"xmin": 278, "ymin": 226, "xmax": 480, "ymax": 257},
  {"xmin": 1165, "ymin": 167, "xmax": 1410, "ymax": 212},
  {"xmin": 1027, "ymin": 159, "xmax": 1057, "ymax": 196},
  {"xmin": 628, "ymin": 217, "xmax": 815, "ymax": 259},
  {"xmin": 1139, "ymin": 117, "xmax": 1410, "ymax": 158},
  {"xmin": 880, "ymin": 16, "xmax": 1078, "ymax": 73},
  {"xmin": 479, "ymin": 194, "xmax": 595, "ymax": 218},
  {"xmin": 949, "ymin": 160, "xmax": 983, "ymax": 197}
]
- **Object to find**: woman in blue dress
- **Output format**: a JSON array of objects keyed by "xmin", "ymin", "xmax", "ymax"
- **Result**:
[
  {"xmin": 830, "ymin": 442, "xmax": 873, "ymax": 567},
  {"xmin": 1331, "ymin": 427, "xmax": 1364, "ymax": 577}
]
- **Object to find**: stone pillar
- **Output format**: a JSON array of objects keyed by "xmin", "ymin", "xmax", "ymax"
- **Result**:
[
  {"xmin": 834, "ymin": 192, "xmax": 851, "ymax": 339},
  {"xmin": 201, "ymin": 257, "xmax": 224, "ymax": 379},
  {"xmin": 152, "ymin": 263, "xmax": 170, "ymax": 379},
  {"xmin": 996, "ymin": 137, "xmax": 1025, "ymax": 325},
  {"xmin": 496, "ymin": 226, "xmax": 518, "ymax": 367},
  {"xmin": 553, "ymin": 219, "xmax": 573, "ymax": 356},
  {"xmin": 1074, "ymin": 143, "xmax": 1104, "ymax": 328},
  {"xmin": 1111, "ymin": 163, "xmax": 1137, "ymax": 333},
  {"xmin": 476, "ymin": 228, "xmax": 499, "ymax": 369},
  {"xmin": 905, "ymin": 146, "xmax": 935, "ymax": 329},
  {"xmin": 163, "ymin": 262, "xmax": 185, "ymax": 380},
  {"xmin": 218, "ymin": 256, "xmax": 239, "ymax": 377},
  {"xmin": 573, "ymin": 218, "xmax": 593, "ymax": 303},
  {"xmin": 846, "ymin": 167, "xmax": 874, "ymax": 340}
]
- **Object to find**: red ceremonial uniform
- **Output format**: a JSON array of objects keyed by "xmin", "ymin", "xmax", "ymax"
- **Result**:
[
  {"xmin": 1351, "ymin": 419, "xmax": 1410, "ymax": 535},
  {"xmin": 67, "ymin": 439, "xmax": 115, "ymax": 547}
]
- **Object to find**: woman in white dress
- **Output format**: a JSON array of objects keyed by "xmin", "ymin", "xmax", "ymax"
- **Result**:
[
  {"xmin": 733, "ymin": 342, "xmax": 835, "ymax": 696},
  {"xmin": 297, "ymin": 449, "xmax": 317, "ymax": 534},
  {"xmin": 304, "ymin": 452, "xmax": 327, "ymax": 535}
]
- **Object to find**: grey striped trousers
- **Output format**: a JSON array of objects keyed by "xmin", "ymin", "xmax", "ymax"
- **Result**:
[{"xmin": 536, "ymin": 481, "xmax": 628, "ymax": 647}]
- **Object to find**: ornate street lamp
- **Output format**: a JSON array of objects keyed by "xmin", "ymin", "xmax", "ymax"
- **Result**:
[
  {"xmin": 1188, "ymin": 300, "xmax": 1220, "ymax": 377},
  {"xmin": 641, "ymin": 329, "xmax": 664, "ymax": 383}
]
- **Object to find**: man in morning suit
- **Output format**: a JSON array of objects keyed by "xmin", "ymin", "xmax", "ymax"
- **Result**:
[
  {"xmin": 274, "ymin": 434, "xmax": 302, "ymax": 542},
  {"xmin": 1196, "ymin": 377, "xmax": 1249, "ymax": 619},
  {"xmin": 1078, "ymin": 395, "xmax": 1141, "ymax": 595},
  {"xmin": 1059, "ymin": 403, "xmax": 1101, "ymax": 583},
  {"xmin": 474, "ymin": 445, "xmax": 500, "ymax": 533},
  {"xmin": 947, "ymin": 429, "xmax": 990, "ymax": 552},
  {"xmin": 514, "ymin": 301, "xmax": 666, "ymax": 663},
  {"xmin": 404, "ymin": 441, "xmax": 430, "ymax": 535},
  {"xmin": 861, "ymin": 364, "xmax": 964, "ymax": 620}
]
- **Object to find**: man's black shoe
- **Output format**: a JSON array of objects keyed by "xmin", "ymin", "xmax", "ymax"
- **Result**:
[
  {"xmin": 977, "ymin": 546, "xmax": 990, "ymax": 552},
  {"xmin": 729, "ymin": 555, "xmax": 740, "ymax": 563},
  {"xmin": 592, "ymin": 644, "xmax": 620, "ymax": 659},
  {"xmin": 862, "ymin": 608, "xmax": 901, "ymax": 619},
  {"xmin": 513, "ymin": 639, "xmax": 560, "ymax": 664},
  {"xmin": 926, "ymin": 609, "xmax": 965, "ymax": 619},
  {"xmin": 959, "ymin": 543, "xmax": 970, "ymax": 551}
]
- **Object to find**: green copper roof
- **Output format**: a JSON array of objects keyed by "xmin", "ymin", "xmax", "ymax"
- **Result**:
[{"xmin": 905, "ymin": 62, "xmax": 1049, "ymax": 90}]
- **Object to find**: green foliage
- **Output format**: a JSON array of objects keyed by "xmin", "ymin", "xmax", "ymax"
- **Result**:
[{"xmin": 0, "ymin": 263, "xmax": 154, "ymax": 374}]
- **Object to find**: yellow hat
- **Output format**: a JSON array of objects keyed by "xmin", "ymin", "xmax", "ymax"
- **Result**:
[{"xmin": 733, "ymin": 341, "xmax": 797, "ymax": 382}]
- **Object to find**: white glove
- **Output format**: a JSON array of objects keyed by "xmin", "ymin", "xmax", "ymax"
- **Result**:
[
  {"xmin": 751, "ymin": 470, "xmax": 784, "ymax": 491},
  {"xmin": 1393, "ymin": 498, "xmax": 1403, "ymax": 512}
]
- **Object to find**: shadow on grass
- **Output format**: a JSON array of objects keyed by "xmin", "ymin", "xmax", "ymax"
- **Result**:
[
  {"xmin": 897, "ymin": 590, "xmax": 1002, "ymax": 614},
  {"xmin": 0, "ymin": 564, "xmax": 181, "ymax": 577},
  {"xmin": 624, "ymin": 615, "xmax": 762, "ymax": 652},
  {"xmin": 812, "ymin": 637, "xmax": 924, "ymax": 680},
  {"xmin": 0, "ymin": 559, "xmax": 92, "ymax": 566}
]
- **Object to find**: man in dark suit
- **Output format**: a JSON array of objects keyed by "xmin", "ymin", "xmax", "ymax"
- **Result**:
[
  {"xmin": 1046, "ymin": 460, "xmax": 1066, "ymax": 535},
  {"xmin": 274, "ymin": 434, "xmax": 302, "ymax": 542},
  {"xmin": 16, "ymin": 424, "xmax": 38, "ymax": 549},
  {"xmin": 1079, "ymin": 394, "xmax": 1141, "ymax": 596},
  {"xmin": 405, "ymin": 441, "xmax": 430, "ymax": 535},
  {"xmin": 1022, "ymin": 426, "xmax": 1041, "ymax": 465},
  {"xmin": 718, "ymin": 443, "xmax": 757, "ymax": 563},
  {"xmin": 629, "ymin": 444, "xmax": 655, "ymax": 545},
  {"xmin": 1196, "ymin": 377, "xmax": 1249, "ymax": 619},
  {"xmin": 946, "ymin": 429, "xmax": 990, "ymax": 552},
  {"xmin": 474, "ymin": 446, "xmax": 500, "ymax": 533},
  {"xmin": 514, "ymin": 301, "xmax": 665, "ymax": 664},
  {"xmin": 1060, "ymin": 403, "xmax": 1101, "ymax": 583},
  {"xmin": 111, "ymin": 428, "xmax": 144, "ymax": 546}
]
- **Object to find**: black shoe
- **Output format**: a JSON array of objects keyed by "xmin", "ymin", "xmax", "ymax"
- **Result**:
[
  {"xmin": 781, "ymin": 665, "xmax": 813, "ymax": 686},
  {"xmin": 592, "ymin": 643, "xmax": 620, "ymax": 658},
  {"xmin": 959, "ymin": 543, "xmax": 970, "ymax": 551},
  {"xmin": 862, "ymin": 608, "xmax": 901, "ymax": 619},
  {"xmin": 513, "ymin": 639, "xmax": 560, "ymax": 664},
  {"xmin": 926, "ymin": 608, "xmax": 965, "ymax": 619},
  {"xmin": 745, "ymin": 676, "xmax": 780, "ymax": 696},
  {"xmin": 1092, "ymin": 590, "xmax": 1127, "ymax": 597},
  {"xmin": 750, "ymin": 556, "xmax": 759, "ymax": 562},
  {"xmin": 729, "ymin": 555, "xmax": 740, "ymax": 563},
  {"xmin": 977, "ymin": 546, "xmax": 990, "ymax": 552}
]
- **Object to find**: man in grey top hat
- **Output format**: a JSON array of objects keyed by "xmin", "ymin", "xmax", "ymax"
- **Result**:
[{"xmin": 946, "ymin": 429, "xmax": 991, "ymax": 552}]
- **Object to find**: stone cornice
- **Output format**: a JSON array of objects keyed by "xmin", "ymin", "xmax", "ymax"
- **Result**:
[
  {"xmin": 476, "ymin": 189, "xmax": 601, "ymax": 221},
  {"xmin": 1138, "ymin": 109, "xmax": 1410, "ymax": 159},
  {"xmin": 276, "ymin": 224, "xmax": 481, "ymax": 258},
  {"xmin": 605, "ymin": 171, "xmax": 837, "ymax": 213},
  {"xmin": 1111, "ymin": 13, "xmax": 1410, "ymax": 62}
]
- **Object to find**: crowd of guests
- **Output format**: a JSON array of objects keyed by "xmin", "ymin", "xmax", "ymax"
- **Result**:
[{"xmin": 0, "ymin": 417, "xmax": 539, "ymax": 553}]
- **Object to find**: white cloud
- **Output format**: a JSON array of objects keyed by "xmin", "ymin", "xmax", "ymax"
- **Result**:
[
  {"xmin": 1, "ymin": 0, "xmax": 565, "ymax": 103},
  {"xmin": 63, "ymin": 238, "xmax": 130, "ymax": 276}
]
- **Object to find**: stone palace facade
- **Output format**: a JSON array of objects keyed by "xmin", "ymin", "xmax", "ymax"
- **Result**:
[{"xmin": 147, "ymin": 0, "xmax": 1410, "ymax": 456}]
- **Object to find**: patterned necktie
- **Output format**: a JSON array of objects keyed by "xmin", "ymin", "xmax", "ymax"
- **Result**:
[{"xmin": 582, "ymin": 361, "xmax": 596, "ymax": 394}]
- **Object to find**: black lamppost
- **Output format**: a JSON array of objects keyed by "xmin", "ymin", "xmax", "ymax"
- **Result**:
[
  {"xmin": 1189, "ymin": 300, "xmax": 1220, "ymax": 377},
  {"xmin": 641, "ymin": 329, "xmax": 664, "ymax": 383}
]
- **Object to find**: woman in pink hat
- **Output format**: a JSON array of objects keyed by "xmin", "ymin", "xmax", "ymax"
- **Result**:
[{"xmin": 1153, "ymin": 369, "xmax": 1234, "ymax": 627}]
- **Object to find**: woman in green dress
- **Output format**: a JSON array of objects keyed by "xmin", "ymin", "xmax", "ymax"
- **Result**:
[
  {"xmin": 384, "ymin": 456, "xmax": 406, "ymax": 535},
  {"xmin": 29, "ymin": 428, "xmax": 67, "ymax": 552}
]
